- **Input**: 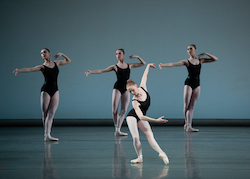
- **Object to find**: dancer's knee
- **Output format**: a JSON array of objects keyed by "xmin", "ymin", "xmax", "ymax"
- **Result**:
[
  {"xmin": 119, "ymin": 108, "xmax": 126, "ymax": 117},
  {"xmin": 47, "ymin": 110, "xmax": 55, "ymax": 120},
  {"xmin": 132, "ymin": 136, "xmax": 140, "ymax": 143},
  {"xmin": 183, "ymin": 107, "xmax": 187, "ymax": 115},
  {"xmin": 112, "ymin": 111, "xmax": 118, "ymax": 118}
]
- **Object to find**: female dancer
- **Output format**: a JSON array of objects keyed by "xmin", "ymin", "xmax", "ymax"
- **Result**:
[
  {"xmin": 159, "ymin": 44, "xmax": 218, "ymax": 132},
  {"xmin": 13, "ymin": 48, "xmax": 71, "ymax": 141},
  {"xmin": 126, "ymin": 63, "xmax": 169, "ymax": 164},
  {"xmin": 85, "ymin": 49, "xmax": 146, "ymax": 136}
]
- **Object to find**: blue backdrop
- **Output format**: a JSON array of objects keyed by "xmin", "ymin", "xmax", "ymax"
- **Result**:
[{"xmin": 0, "ymin": 0, "xmax": 249, "ymax": 120}]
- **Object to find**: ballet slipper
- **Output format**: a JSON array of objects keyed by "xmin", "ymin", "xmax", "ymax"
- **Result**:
[
  {"xmin": 130, "ymin": 156, "xmax": 143, "ymax": 164},
  {"xmin": 185, "ymin": 126, "xmax": 199, "ymax": 132},
  {"xmin": 159, "ymin": 153, "xmax": 169, "ymax": 164},
  {"xmin": 44, "ymin": 135, "xmax": 59, "ymax": 141},
  {"xmin": 114, "ymin": 131, "xmax": 128, "ymax": 136}
]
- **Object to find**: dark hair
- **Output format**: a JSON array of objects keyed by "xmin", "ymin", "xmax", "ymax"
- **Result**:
[
  {"xmin": 189, "ymin": 44, "xmax": 196, "ymax": 49},
  {"xmin": 42, "ymin": 48, "xmax": 50, "ymax": 52},
  {"xmin": 117, "ymin": 48, "xmax": 125, "ymax": 54}
]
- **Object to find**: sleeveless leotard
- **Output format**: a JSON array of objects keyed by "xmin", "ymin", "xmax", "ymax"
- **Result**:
[
  {"xmin": 127, "ymin": 87, "xmax": 150, "ymax": 122},
  {"xmin": 185, "ymin": 59, "xmax": 201, "ymax": 90},
  {"xmin": 114, "ymin": 64, "xmax": 130, "ymax": 94},
  {"xmin": 41, "ymin": 62, "xmax": 59, "ymax": 97}
]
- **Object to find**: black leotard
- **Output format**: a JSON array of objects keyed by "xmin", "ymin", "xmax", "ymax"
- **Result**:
[
  {"xmin": 41, "ymin": 62, "xmax": 59, "ymax": 97},
  {"xmin": 114, "ymin": 64, "xmax": 130, "ymax": 94},
  {"xmin": 127, "ymin": 87, "xmax": 150, "ymax": 122},
  {"xmin": 185, "ymin": 59, "xmax": 201, "ymax": 90}
]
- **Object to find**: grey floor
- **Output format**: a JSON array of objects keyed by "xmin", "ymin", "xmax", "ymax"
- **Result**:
[{"xmin": 0, "ymin": 126, "xmax": 250, "ymax": 179}]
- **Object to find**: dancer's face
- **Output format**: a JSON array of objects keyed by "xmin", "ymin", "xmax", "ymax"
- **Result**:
[
  {"xmin": 40, "ymin": 49, "xmax": 51, "ymax": 59},
  {"xmin": 116, "ymin": 50, "xmax": 125, "ymax": 61},
  {"xmin": 127, "ymin": 85, "xmax": 139, "ymax": 96},
  {"xmin": 187, "ymin": 46, "xmax": 196, "ymax": 56}
]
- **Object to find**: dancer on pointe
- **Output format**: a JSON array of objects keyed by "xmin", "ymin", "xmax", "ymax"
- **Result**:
[
  {"xmin": 13, "ymin": 48, "xmax": 71, "ymax": 141},
  {"xmin": 126, "ymin": 63, "xmax": 169, "ymax": 164},
  {"xmin": 85, "ymin": 49, "xmax": 146, "ymax": 136},
  {"xmin": 159, "ymin": 44, "xmax": 218, "ymax": 132}
]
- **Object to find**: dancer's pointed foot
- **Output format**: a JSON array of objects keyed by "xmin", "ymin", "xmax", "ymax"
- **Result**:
[
  {"xmin": 186, "ymin": 126, "xmax": 199, "ymax": 132},
  {"xmin": 114, "ymin": 131, "xmax": 128, "ymax": 136},
  {"xmin": 131, "ymin": 156, "xmax": 143, "ymax": 164},
  {"xmin": 159, "ymin": 153, "xmax": 169, "ymax": 164},
  {"xmin": 44, "ymin": 135, "xmax": 59, "ymax": 141}
]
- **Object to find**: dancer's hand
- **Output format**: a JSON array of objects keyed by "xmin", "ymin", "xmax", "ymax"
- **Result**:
[
  {"xmin": 54, "ymin": 53, "xmax": 63, "ymax": 59},
  {"xmin": 159, "ymin": 63, "xmax": 163, "ymax": 69},
  {"xmin": 84, "ymin": 70, "xmax": 91, "ymax": 77},
  {"xmin": 198, "ymin": 53, "xmax": 207, "ymax": 59},
  {"xmin": 157, "ymin": 116, "xmax": 168, "ymax": 123},
  {"xmin": 129, "ymin": 55, "xmax": 139, "ymax": 59},
  {"xmin": 13, "ymin": 69, "xmax": 19, "ymax": 76},
  {"xmin": 148, "ymin": 63, "xmax": 155, "ymax": 68}
]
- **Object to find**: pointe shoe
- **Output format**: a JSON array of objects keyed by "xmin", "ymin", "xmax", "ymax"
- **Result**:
[
  {"xmin": 159, "ymin": 153, "xmax": 169, "ymax": 164},
  {"xmin": 114, "ymin": 131, "xmax": 128, "ymax": 136},
  {"xmin": 186, "ymin": 126, "xmax": 199, "ymax": 132},
  {"xmin": 44, "ymin": 135, "xmax": 59, "ymax": 141},
  {"xmin": 130, "ymin": 157, "xmax": 143, "ymax": 164}
]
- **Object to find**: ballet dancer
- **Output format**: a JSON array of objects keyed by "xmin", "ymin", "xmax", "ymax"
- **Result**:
[
  {"xmin": 126, "ymin": 63, "xmax": 169, "ymax": 164},
  {"xmin": 159, "ymin": 44, "xmax": 218, "ymax": 132},
  {"xmin": 85, "ymin": 49, "xmax": 146, "ymax": 136},
  {"xmin": 13, "ymin": 48, "xmax": 71, "ymax": 141}
]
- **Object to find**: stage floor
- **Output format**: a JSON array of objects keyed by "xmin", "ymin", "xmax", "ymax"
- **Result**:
[{"xmin": 0, "ymin": 126, "xmax": 250, "ymax": 179}]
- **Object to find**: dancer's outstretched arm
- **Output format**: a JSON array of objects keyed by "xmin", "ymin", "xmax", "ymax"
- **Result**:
[
  {"xmin": 129, "ymin": 55, "xmax": 146, "ymax": 68},
  {"xmin": 13, "ymin": 65, "xmax": 44, "ymax": 76},
  {"xmin": 84, "ymin": 65, "xmax": 115, "ymax": 77},
  {"xmin": 132, "ymin": 100, "xmax": 167, "ymax": 123},
  {"xmin": 198, "ymin": 53, "xmax": 218, "ymax": 63},
  {"xmin": 54, "ymin": 53, "xmax": 71, "ymax": 66},
  {"xmin": 159, "ymin": 60, "xmax": 188, "ymax": 69}
]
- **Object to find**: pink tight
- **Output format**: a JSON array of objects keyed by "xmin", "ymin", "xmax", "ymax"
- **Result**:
[
  {"xmin": 112, "ymin": 89, "xmax": 130, "ymax": 135},
  {"xmin": 41, "ymin": 91, "xmax": 59, "ymax": 138},
  {"xmin": 126, "ymin": 116, "xmax": 165, "ymax": 159},
  {"xmin": 183, "ymin": 85, "xmax": 200, "ymax": 132}
]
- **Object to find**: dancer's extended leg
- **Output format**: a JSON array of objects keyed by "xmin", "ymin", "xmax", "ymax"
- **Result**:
[
  {"xmin": 138, "ymin": 120, "xmax": 169, "ymax": 164},
  {"xmin": 41, "ymin": 91, "xmax": 59, "ymax": 141},
  {"xmin": 126, "ymin": 117, "xmax": 143, "ymax": 163},
  {"xmin": 184, "ymin": 86, "xmax": 200, "ymax": 132}
]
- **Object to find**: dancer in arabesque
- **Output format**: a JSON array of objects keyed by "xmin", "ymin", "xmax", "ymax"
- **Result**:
[
  {"xmin": 85, "ymin": 49, "xmax": 146, "ymax": 136},
  {"xmin": 126, "ymin": 63, "xmax": 169, "ymax": 164},
  {"xmin": 159, "ymin": 44, "xmax": 218, "ymax": 132},
  {"xmin": 13, "ymin": 48, "xmax": 71, "ymax": 141}
]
